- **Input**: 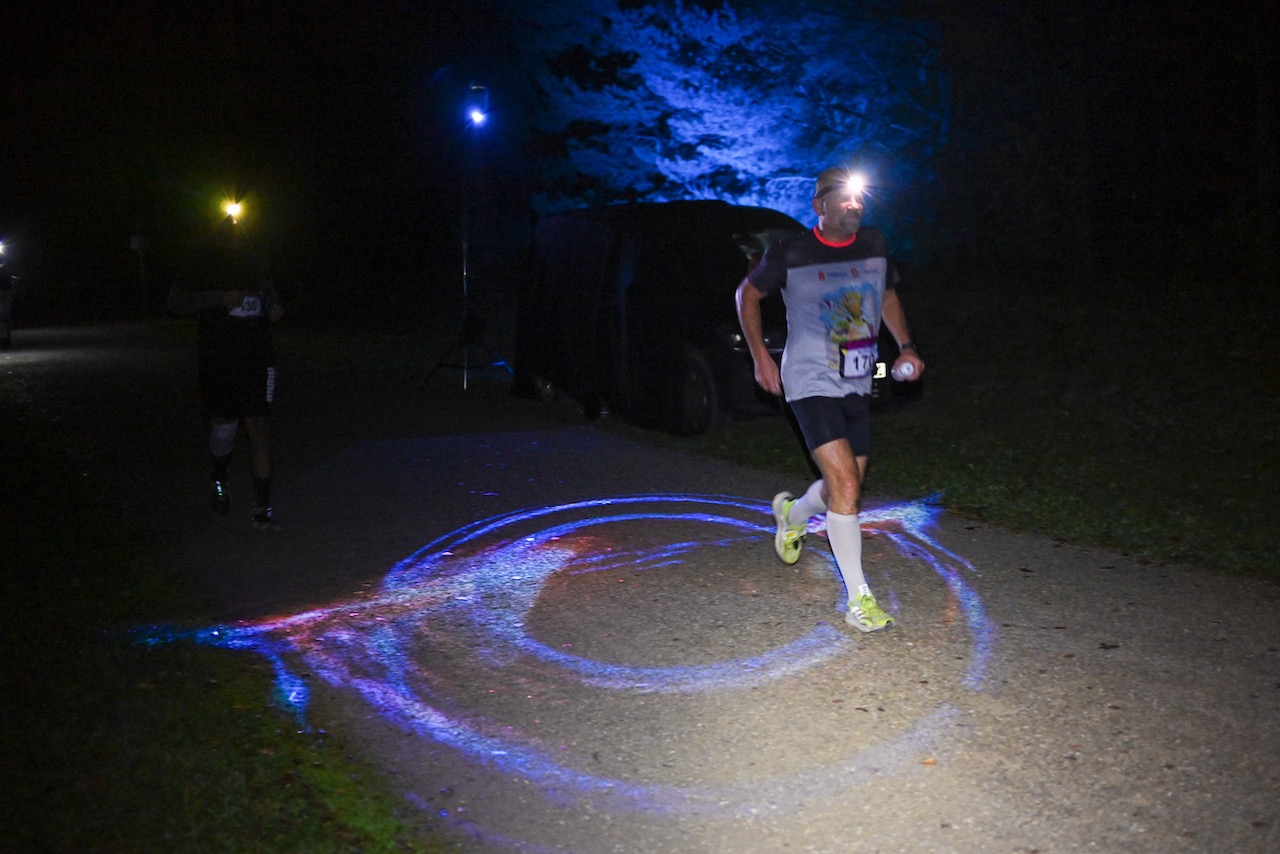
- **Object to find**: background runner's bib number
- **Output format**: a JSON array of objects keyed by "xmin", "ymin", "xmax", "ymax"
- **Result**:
[{"xmin": 229, "ymin": 294, "xmax": 264, "ymax": 318}]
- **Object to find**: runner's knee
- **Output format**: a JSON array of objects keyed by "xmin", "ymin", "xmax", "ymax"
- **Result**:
[{"xmin": 209, "ymin": 421, "xmax": 238, "ymax": 458}]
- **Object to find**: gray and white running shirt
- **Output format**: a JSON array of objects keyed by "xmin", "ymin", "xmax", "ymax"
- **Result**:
[{"xmin": 747, "ymin": 226, "xmax": 897, "ymax": 402}]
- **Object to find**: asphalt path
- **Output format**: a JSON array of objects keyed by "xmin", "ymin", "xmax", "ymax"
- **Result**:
[{"xmin": 5, "ymin": 323, "xmax": 1278, "ymax": 853}]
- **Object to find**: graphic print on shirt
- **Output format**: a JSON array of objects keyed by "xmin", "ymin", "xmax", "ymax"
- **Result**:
[
  {"xmin": 822, "ymin": 284, "xmax": 877, "ymax": 378},
  {"xmin": 815, "ymin": 261, "xmax": 884, "ymax": 380}
]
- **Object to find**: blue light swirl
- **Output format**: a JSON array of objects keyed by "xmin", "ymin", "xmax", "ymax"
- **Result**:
[{"xmin": 146, "ymin": 494, "xmax": 993, "ymax": 818}]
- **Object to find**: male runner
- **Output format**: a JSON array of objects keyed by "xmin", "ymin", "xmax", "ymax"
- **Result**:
[{"xmin": 735, "ymin": 168, "xmax": 924, "ymax": 631}]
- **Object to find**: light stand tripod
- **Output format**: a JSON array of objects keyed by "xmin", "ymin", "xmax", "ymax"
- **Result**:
[
  {"xmin": 428, "ymin": 215, "xmax": 510, "ymax": 389},
  {"xmin": 428, "ymin": 82, "xmax": 511, "ymax": 390}
]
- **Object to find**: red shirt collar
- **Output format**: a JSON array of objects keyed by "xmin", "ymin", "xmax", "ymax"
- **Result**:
[{"xmin": 813, "ymin": 225, "xmax": 857, "ymax": 248}]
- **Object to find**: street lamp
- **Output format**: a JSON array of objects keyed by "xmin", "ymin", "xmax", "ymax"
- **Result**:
[
  {"xmin": 222, "ymin": 199, "xmax": 243, "ymax": 223},
  {"xmin": 460, "ymin": 84, "xmax": 485, "ymax": 315},
  {"xmin": 429, "ymin": 81, "xmax": 510, "ymax": 390},
  {"xmin": 466, "ymin": 82, "xmax": 489, "ymax": 127}
]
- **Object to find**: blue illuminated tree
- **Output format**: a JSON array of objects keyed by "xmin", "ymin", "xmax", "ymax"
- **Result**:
[{"xmin": 502, "ymin": 0, "xmax": 948, "ymax": 250}]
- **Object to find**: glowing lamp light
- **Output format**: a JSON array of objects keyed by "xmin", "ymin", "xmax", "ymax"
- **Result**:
[
  {"xmin": 222, "ymin": 200, "xmax": 243, "ymax": 222},
  {"xmin": 845, "ymin": 172, "xmax": 867, "ymax": 198},
  {"xmin": 465, "ymin": 82, "xmax": 489, "ymax": 128},
  {"xmin": 814, "ymin": 171, "xmax": 869, "ymax": 204}
]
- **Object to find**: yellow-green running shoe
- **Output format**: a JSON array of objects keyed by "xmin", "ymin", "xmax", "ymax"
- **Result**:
[
  {"xmin": 846, "ymin": 592, "xmax": 894, "ymax": 632},
  {"xmin": 771, "ymin": 491, "xmax": 806, "ymax": 565}
]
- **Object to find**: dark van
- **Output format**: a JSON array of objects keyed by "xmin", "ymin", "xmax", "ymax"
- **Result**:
[{"xmin": 512, "ymin": 200, "xmax": 916, "ymax": 435}]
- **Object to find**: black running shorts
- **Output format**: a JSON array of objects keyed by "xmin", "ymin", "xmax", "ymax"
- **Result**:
[
  {"xmin": 200, "ymin": 362, "xmax": 275, "ymax": 420},
  {"xmin": 789, "ymin": 393, "xmax": 872, "ymax": 456}
]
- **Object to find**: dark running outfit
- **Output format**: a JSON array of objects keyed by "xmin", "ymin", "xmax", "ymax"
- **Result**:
[
  {"xmin": 196, "ymin": 294, "xmax": 277, "ymax": 420},
  {"xmin": 746, "ymin": 225, "xmax": 898, "ymax": 454},
  {"xmin": 172, "ymin": 240, "xmax": 279, "ymax": 421},
  {"xmin": 169, "ymin": 235, "xmax": 280, "ymax": 523}
]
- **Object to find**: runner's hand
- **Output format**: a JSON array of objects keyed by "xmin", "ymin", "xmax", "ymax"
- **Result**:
[{"xmin": 754, "ymin": 355, "xmax": 783, "ymax": 396}]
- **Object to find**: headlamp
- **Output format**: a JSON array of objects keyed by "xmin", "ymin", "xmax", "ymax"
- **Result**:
[{"xmin": 814, "ymin": 172, "xmax": 867, "ymax": 201}]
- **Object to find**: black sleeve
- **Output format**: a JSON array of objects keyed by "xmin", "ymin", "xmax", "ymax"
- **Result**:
[{"xmin": 747, "ymin": 238, "xmax": 790, "ymax": 295}]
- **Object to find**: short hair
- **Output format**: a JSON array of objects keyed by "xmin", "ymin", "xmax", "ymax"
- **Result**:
[{"xmin": 813, "ymin": 168, "xmax": 850, "ymax": 200}]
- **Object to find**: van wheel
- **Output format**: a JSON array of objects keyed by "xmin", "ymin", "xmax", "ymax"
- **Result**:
[{"xmin": 676, "ymin": 347, "xmax": 721, "ymax": 435}]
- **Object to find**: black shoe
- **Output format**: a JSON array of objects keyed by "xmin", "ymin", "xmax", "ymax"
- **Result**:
[
  {"xmin": 252, "ymin": 506, "xmax": 280, "ymax": 530},
  {"xmin": 211, "ymin": 477, "xmax": 230, "ymax": 515}
]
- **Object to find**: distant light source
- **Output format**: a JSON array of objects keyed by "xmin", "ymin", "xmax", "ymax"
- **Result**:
[
  {"xmin": 222, "ymin": 200, "xmax": 243, "ymax": 222},
  {"xmin": 465, "ymin": 82, "xmax": 489, "ymax": 128}
]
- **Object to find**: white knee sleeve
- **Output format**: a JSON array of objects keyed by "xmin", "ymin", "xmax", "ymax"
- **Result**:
[{"xmin": 209, "ymin": 421, "xmax": 238, "ymax": 458}]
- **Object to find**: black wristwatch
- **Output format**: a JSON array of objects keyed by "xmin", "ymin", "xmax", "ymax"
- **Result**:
[{"xmin": 899, "ymin": 341, "xmax": 917, "ymax": 353}]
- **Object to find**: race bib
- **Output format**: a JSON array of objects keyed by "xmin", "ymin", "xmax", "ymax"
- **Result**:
[
  {"xmin": 229, "ymin": 294, "xmax": 263, "ymax": 318},
  {"xmin": 838, "ymin": 339, "xmax": 876, "ymax": 379}
]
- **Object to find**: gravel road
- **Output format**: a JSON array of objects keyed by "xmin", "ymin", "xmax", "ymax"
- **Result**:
[{"xmin": 5, "ymin": 323, "xmax": 1278, "ymax": 853}]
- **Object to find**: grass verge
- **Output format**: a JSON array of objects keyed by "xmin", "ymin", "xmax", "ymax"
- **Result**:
[
  {"xmin": 629, "ymin": 265, "xmax": 1280, "ymax": 577},
  {"xmin": 0, "ymin": 395, "xmax": 451, "ymax": 852}
]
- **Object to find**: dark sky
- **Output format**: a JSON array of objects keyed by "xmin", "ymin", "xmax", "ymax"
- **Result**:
[
  {"xmin": 1, "ymin": 1, "xmax": 1272, "ymax": 318},
  {"xmin": 5, "ymin": 2, "xmax": 499, "ymax": 273},
  {"xmin": 5, "ymin": 7, "xmax": 464, "ymax": 232}
]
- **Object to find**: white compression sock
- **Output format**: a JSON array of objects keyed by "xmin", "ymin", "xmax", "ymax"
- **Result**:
[
  {"xmin": 788, "ymin": 480, "xmax": 828, "ymax": 526},
  {"xmin": 826, "ymin": 511, "xmax": 868, "ymax": 599}
]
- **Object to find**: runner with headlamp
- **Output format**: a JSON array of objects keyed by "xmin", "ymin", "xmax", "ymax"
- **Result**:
[{"xmin": 735, "ymin": 168, "xmax": 924, "ymax": 631}]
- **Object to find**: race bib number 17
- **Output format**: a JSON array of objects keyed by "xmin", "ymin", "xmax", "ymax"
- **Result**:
[{"xmin": 839, "ymin": 339, "xmax": 876, "ymax": 379}]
